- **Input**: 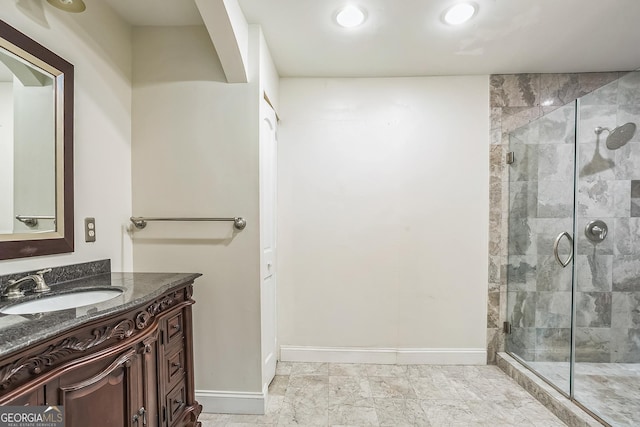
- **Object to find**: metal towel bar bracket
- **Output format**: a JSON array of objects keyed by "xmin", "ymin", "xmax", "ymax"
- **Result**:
[
  {"xmin": 16, "ymin": 215, "xmax": 56, "ymax": 227},
  {"xmin": 129, "ymin": 216, "xmax": 247, "ymax": 231}
]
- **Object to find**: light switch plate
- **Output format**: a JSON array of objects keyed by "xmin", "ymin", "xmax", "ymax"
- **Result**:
[{"xmin": 84, "ymin": 217, "xmax": 96, "ymax": 242}]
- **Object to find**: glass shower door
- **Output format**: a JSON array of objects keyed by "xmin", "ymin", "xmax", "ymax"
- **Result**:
[
  {"xmin": 506, "ymin": 102, "xmax": 576, "ymax": 395},
  {"xmin": 573, "ymin": 70, "xmax": 640, "ymax": 426}
]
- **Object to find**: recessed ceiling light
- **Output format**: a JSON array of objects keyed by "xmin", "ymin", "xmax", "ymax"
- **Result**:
[
  {"xmin": 443, "ymin": 3, "xmax": 477, "ymax": 25},
  {"xmin": 336, "ymin": 6, "xmax": 366, "ymax": 28},
  {"xmin": 46, "ymin": 0, "xmax": 86, "ymax": 13}
]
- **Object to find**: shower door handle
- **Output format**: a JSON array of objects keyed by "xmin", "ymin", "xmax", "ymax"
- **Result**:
[{"xmin": 553, "ymin": 231, "xmax": 574, "ymax": 268}]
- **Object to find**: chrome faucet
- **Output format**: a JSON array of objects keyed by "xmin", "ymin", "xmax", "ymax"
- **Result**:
[{"xmin": 2, "ymin": 268, "xmax": 52, "ymax": 300}]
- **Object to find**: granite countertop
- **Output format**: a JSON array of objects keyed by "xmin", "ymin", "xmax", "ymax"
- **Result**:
[{"xmin": 0, "ymin": 272, "xmax": 201, "ymax": 359}]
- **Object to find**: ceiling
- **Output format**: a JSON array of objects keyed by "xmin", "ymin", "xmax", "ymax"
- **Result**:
[{"xmin": 103, "ymin": 0, "xmax": 640, "ymax": 78}]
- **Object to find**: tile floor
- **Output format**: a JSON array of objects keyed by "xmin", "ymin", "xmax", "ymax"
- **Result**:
[
  {"xmin": 528, "ymin": 361, "xmax": 640, "ymax": 426},
  {"xmin": 198, "ymin": 362, "xmax": 567, "ymax": 426}
]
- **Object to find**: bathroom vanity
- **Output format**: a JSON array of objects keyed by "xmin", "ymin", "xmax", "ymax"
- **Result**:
[{"xmin": 0, "ymin": 270, "xmax": 202, "ymax": 427}]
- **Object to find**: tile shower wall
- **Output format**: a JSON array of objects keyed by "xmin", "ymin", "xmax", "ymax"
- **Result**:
[
  {"xmin": 487, "ymin": 72, "xmax": 624, "ymax": 364},
  {"xmin": 576, "ymin": 71, "xmax": 640, "ymax": 363}
]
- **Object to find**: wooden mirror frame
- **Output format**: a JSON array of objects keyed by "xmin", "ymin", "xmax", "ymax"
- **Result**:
[{"xmin": 0, "ymin": 20, "xmax": 74, "ymax": 260}]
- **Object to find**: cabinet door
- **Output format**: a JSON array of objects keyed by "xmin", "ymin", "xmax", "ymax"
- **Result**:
[
  {"xmin": 1, "ymin": 387, "xmax": 44, "ymax": 406},
  {"xmin": 54, "ymin": 348, "xmax": 143, "ymax": 427}
]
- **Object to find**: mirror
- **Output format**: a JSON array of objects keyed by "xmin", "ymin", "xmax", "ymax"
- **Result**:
[{"xmin": 0, "ymin": 20, "xmax": 73, "ymax": 260}]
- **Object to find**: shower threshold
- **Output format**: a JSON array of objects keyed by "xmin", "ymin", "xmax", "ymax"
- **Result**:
[{"xmin": 496, "ymin": 353, "xmax": 605, "ymax": 426}]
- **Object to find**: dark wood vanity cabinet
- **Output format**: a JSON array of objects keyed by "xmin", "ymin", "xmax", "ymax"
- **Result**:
[
  {"xmin": 51, "ymin": 346, "xmax": 149, "ymax": 427},
  {"xmin": 0, "ymin": 281, "xmax": 201, "ymax": 427}
]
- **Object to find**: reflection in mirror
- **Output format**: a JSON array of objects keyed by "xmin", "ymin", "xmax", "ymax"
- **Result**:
[
  {"xmin": 0, "ymin": 46, "xmax": 56, "ymax": 235},
  {"xmin": 0, "ymin": 19, "xmax": 74, "ymax": 260}
]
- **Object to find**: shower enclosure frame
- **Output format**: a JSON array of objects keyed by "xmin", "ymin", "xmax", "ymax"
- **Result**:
[
  {"xmin": 505, "ymin": 101, "xmax": 607, "ymax": 424},
  {"xmin": 504, "ymin": 70, "xmax": 640, "ymax": 427},
  {"xmin": 505, "ymin": 102, "xmax": 579, "ymax": 391}
]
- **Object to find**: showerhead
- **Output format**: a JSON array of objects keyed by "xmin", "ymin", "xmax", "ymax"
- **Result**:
[
  {"xmin": 606, "ymin": 122, "xmax": 636, "ymax": 149},
  {"xmin": 595, "ymin": 122, "xmax": 636, "ymax": 150}
]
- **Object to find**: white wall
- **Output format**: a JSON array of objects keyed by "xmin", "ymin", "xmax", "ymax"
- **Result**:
[
  {"xmin": 132, "ymin": 25, "xmax": 276, "ymax": 408},
  {"xmin": 0, "ymin": 83, "xmax": 13, "ymax": 234},
  {"xmin": 12, "ymin": 77, "xmax": 56, "ymax": 233},
  {"xmin": 278, "ymin": 76, "xmax": 490, "ymax": 363},
  {"xmin": 0, "ymin": 0, "xmax": 133, "ymax": 273},
  {"xmin": 259, "ymin": 30, "xmax": 279, "ymax": 111}
]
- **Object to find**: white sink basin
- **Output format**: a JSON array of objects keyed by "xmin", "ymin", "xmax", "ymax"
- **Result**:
[{"xmin": 0, "ymin": 289, "xmax": 124, "ymax": 315}]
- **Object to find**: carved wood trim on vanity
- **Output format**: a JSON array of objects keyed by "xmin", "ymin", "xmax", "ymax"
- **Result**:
[
  {"xmin": 59, "ymin": 348, "xmax": 137, "ymax": 393},
  {"xmin": 0, "ymin": 318, "xmax": 136, "ymax": 388},
  {"xmin": 0, "ymin": 288, "xmax": 188, "ymax": 391},
  {"xmin": 0, "ymin": 282, "xmax": 200, "ymax": 427},
  {"xmin": 136, "ymin": 290, "xmax": 185, "ymax": 330}
]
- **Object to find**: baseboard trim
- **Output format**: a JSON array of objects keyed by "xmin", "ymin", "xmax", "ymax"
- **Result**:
[
  {"xmin": 280, "ymin": 346, "xmax": 486, "ymax": 365},
  {"xmin": 196, "ymin": 389, "xmax": 266, "ymax": 415}
]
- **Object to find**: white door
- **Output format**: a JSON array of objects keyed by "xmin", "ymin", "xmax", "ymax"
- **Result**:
[{"xmin": 260, "ymin": 99, "xmax": 278, "ymax": 390}]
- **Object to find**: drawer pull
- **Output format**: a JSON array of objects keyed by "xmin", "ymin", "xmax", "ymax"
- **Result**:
[
  {"xmin": 139, "ymin": 407, "xmax": 147, "ymax": 426},
  {"xmin": 171, "ymin": 324, "xmax": 181, "ymax": 331},
  {"xmin": 171, "ymin": 362, "xmax": 182, "ymax": 369},
  {"xmin": 174, "ymin": 399, "xmax": 184, "ymax": 408},
  {"xmin": 133, "ymin": 407, "xmax": 147, "ymax": 426}
]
